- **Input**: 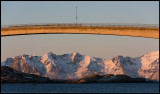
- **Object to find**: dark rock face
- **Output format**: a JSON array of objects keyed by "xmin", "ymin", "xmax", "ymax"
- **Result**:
[
  {"xmin": 1, "ymin": 66, "xmax": 50, "ymax": 83},
  {"xmin": 72, "ymin": 74, "xmax": 155, "ymax": 83}
]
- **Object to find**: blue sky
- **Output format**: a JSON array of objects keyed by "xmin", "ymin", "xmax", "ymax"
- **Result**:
[
  {"xmin": 1, "ymin": 1, "xmax": 159, "ymax": 25},
  {"xmin": 1, "ymin": 1, "xmax": 159, "ymax": 62}
]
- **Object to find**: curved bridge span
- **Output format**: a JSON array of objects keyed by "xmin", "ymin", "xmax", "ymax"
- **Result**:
[{"xmin": 1, "ymin": 23, "xmax": 159, "ymax": 38}]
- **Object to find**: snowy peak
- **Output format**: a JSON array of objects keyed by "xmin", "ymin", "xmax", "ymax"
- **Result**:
[
  {"xmin": 138, "ymin": 51, "xmax": 159, "ymax": 81},
  {"xmin": 1, "ymin": 58, "xmax": 13, "ymax": 67},
  {"xmin": 1, "ymin": 51, "xmax": 159, "ymax": 81}
]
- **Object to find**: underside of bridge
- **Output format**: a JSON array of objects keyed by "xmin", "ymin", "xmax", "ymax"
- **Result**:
[{"xmin": 1, "ymin": 25, "xmax": 159, "ymax": 38}]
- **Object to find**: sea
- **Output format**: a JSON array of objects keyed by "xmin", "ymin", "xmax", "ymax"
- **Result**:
[{"xmin": 1, "ymin": 83, "xmax": 159, "ymax": 93}]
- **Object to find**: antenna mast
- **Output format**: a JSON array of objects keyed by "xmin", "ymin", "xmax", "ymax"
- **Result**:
[{"xmin": 76, "ymin": 6, "xmax": 77, "ymax": 25}]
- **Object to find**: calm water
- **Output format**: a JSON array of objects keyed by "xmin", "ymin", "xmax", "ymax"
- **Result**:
[{"xmin": 1, "ymin": 83, "xmax": 159, "ymax": 93}]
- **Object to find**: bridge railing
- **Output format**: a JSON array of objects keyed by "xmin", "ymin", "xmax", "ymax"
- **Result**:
[{"xmin": 1, "ymin": 23, "xmax": 159, "ymax": 28}]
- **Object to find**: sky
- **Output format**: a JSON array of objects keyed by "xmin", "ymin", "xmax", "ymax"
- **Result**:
[
  {"xmin": 1, "ymin": 1, "xmax": 159, "ymax": 25},
  {"xmin": 1, "ymin": 1, "xmax": 159, "ymax": 62}
]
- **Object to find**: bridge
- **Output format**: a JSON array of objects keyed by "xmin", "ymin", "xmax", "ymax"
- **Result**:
[{"xmin": 1, "ymin": 23, "xmax": 159, "ymax": 38}]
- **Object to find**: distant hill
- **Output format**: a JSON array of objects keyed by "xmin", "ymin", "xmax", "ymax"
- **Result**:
[{"xmin": 1, "ymin": 66, "xmax": 50, "ymax": 83}]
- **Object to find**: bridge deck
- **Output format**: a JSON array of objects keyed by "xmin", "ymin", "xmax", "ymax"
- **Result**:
[{"xmin": 1, "ymin": 25, "xmax": 159, "ymax": 38}]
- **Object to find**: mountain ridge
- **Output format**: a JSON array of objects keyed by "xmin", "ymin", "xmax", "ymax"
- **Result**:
[{"xmin": 1, "ymin": 51, "xmax": 159, "ymax": 81}]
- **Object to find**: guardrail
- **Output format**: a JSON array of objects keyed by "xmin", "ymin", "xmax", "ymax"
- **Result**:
[{"xmin": 1, "ymin": 23, "xmax": 159, "ymax": 28}]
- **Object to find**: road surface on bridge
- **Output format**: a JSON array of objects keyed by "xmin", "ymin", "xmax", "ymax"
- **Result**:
[{"xmin": 1, "ymin": 24, "xmax": 159, "ymax": 38}]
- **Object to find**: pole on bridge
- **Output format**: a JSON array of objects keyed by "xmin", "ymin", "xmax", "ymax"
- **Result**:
[{"xmin": 76, "ymin": 6, "xmax": 77, "ymax": 26}]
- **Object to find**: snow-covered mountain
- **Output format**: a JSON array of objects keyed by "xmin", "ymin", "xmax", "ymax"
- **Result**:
[{"xmin": 1, "ymin": 51, "xmax": 159, "ymax": 81}]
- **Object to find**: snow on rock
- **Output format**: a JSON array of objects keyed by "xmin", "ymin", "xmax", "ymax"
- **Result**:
[
  {"xmin": 1, "ymin": 58, "xmax": 13, "ymax": 67},
  {"xmin": 1, "ymin": 51, "xmax": 159, "ymax": 81},
  {"xmin": 138, "ymin": 51, "xmax": 159, "ymax": 81}
]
